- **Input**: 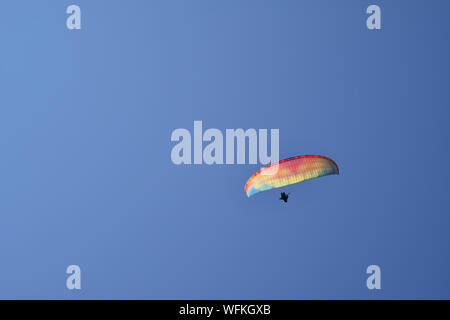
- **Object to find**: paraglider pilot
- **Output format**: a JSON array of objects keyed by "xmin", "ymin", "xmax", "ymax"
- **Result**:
[{"xmin": 279, "ymin": 192, "xmax": 289, "ymax": 203}]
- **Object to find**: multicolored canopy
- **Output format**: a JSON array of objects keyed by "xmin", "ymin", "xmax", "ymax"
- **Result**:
[{"xmin": 245, "ymin": 155, "xmax": 339, "ymax": 197}]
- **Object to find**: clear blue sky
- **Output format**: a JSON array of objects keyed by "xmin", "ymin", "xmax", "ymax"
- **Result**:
[{"xmin": 0, "ymin": 0, "xmax": 449, "ymax": 299}]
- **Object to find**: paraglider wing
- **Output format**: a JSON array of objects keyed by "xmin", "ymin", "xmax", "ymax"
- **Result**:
[{"xmin": 244, "ymin": 155, "xmax": 339, "ymax": 197}]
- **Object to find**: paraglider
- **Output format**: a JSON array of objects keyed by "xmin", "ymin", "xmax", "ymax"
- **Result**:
[{"xmin": 244, "ymin": 155, "xmax": 339, "ymax": 198}]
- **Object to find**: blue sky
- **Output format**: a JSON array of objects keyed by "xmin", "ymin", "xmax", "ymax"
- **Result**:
[{"xmin": 0, "ymin": 0, "xmax": 449, "ymax": 299}]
